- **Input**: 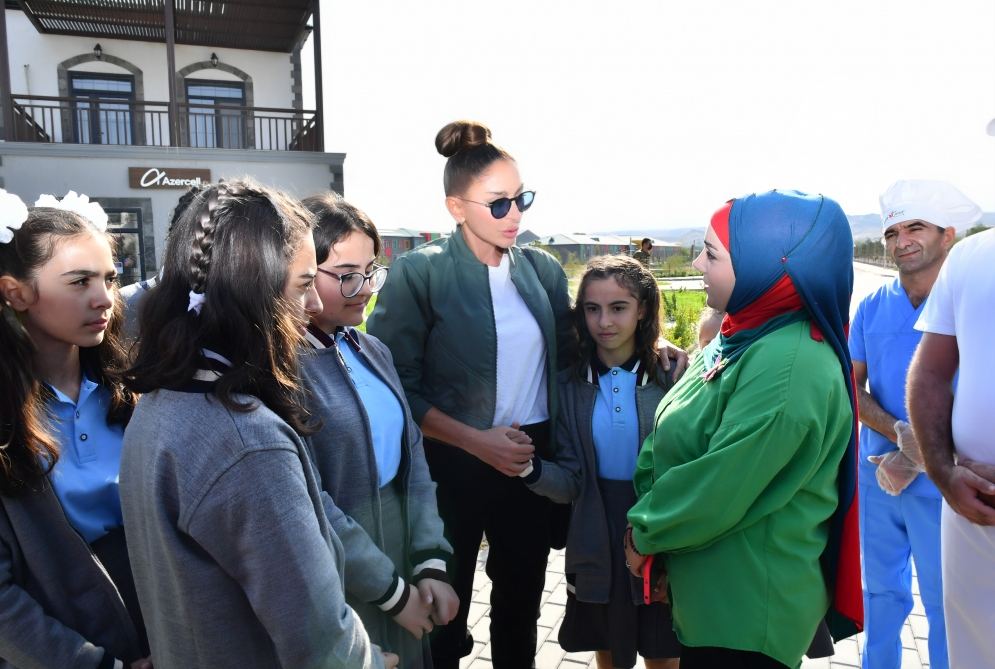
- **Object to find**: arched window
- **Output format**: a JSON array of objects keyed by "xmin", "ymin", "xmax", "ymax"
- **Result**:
[
  {"xmin": 176, "ymin": 61, "xmax": 254, "ymax": 149},
  {"xmin": 57, "ymin": 53, "xmax": 145, "ymax": 145}
]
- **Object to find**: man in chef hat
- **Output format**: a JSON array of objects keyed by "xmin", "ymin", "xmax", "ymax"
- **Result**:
[{"xmin": 849, "ymin": 179, "xmax": 981, "ymax": 669}]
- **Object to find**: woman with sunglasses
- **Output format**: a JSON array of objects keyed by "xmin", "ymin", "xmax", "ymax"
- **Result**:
[
  {"xmin": 300, "ymin": 193, "xmax": 458, "ymax": 669},
  {"xmin": 367, "ymin": 120, "xmax": 575, "ymax": 669}
]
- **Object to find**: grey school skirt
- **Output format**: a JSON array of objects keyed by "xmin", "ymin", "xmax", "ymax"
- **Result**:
[
  {"xmin": 348, "ymin": 481, "xmax": 433, "ymax": 669},
  {"xmin": 558, "ymin": 478, "xmax": 680, "ymax": 668}
]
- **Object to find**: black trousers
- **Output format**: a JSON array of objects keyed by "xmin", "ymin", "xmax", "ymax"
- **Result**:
[
  {"xmin": 680, "ymin": 646, "xmax": 790, "ymax": 669},
  {"xmin": 426, "ymin": 423, "xmax": 552, "ymax": 669}
]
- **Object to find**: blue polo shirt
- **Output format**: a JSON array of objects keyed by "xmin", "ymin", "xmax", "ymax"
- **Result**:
[
  {"xmin": 849, "ymin": 278, "xmax": 940, "ymax": 498},
  {"xmin": 46, "ymin": 376, "xmax": 125, "ymax": 543},
  {"xmin": 337, "ymin": 332, "xmax": 404, "ymax": 487},
  {"xmin": 591, "ymin": 355, "xmax": 641, "ymax": 481}
]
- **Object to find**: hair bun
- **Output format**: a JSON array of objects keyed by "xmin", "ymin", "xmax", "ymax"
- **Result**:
[{"xmin": 435, "ymin": 120, "xmax": 492, "ymax": 158}]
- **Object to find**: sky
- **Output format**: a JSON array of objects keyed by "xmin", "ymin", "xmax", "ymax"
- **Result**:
[{"xmin": 305, "ymin": 1, "xmax": 995, "ymax": 235}]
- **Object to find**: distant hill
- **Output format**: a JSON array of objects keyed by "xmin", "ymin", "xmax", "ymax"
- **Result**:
[
  {"xmin": 606, "ymin": 227, "xmax": 706, "ymax": 247},
  {"xmin": 604, "ymin": 213, "xmax": 994, "ymax": 246}
]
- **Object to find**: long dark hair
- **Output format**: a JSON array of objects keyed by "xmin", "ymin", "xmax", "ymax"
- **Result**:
[
  {"xmin": 0, "ymin": 208, "xmax": 135, "ymax": 495},
  {"xmin": 435, "ymin": 120, "xmax": 515, "ymax": 196},
  {"xmin": 572, "ymin": 255, "xmax": 664, "ymax": 385},
  {"xmin": 302, "ymin": 192, "xmax": 381, "ymax": 263},
  {"xmin": 125, "ymin": 179, "xmax": 318, "ymax": 434}
]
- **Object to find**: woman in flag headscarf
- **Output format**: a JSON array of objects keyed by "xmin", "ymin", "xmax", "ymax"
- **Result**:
[{"xmin": 624, "ymin": 190, "xmax": 863, "ymax": 668}]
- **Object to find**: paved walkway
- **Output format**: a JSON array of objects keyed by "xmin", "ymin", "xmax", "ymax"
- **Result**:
[{"xmin": 459, "ymin": 547, "xmax": 932, "ymax": 669}]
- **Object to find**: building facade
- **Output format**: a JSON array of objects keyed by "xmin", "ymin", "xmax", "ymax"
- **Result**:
[{"xmin": 0, "ymin": 0, "xmax": 341, "ymax": 282}]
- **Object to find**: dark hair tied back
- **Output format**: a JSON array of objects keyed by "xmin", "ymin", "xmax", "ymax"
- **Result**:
[
  {"xmin": 188, "ymin": 187, "xmax": 221, "ymax": 295},
  {"xmin": 435, "ymin": 120, "xmax": 492, "ymax": 158},
  {"xmin": 435, "ymin": 120, "xmax": 514, "ymax": 196},
  {"xmin": 127, "ymin": 178, "xmax": 318, "ymax": 435}
]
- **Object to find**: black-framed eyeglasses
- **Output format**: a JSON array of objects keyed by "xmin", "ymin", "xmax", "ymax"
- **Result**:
[
  {"xmin": 316, "ymin": 265, "xmax": 389, "ymax": 298},
  {"xmin": 456, "ymin": 190, "xmax": 536, "ymax": 220}
]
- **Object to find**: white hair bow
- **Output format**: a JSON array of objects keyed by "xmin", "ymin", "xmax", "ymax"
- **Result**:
[
  {"xmin": 0, "ymin": 189, "xmax": 29, "ymax": 244},
  {"xmin": 34, "ymin": 191, "xmax": 109, "ymax": 232}
]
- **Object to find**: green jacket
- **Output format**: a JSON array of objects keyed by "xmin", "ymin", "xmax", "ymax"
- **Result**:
[
  {"xmin": 627, "ymin": 320, "xmax": 852, "ymax": 668},
  {"xmin": 367, "ymin": 227, "xmax": 574, "ymax": 431}
]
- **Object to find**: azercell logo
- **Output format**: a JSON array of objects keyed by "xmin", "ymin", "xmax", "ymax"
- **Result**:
[
  {"xmin": 139, "ymin": 168, "xmax": 204, "ymax": 188},
  {"xmin": 886, "ymin": 209, "xmax": 904, "ymax": 220}
]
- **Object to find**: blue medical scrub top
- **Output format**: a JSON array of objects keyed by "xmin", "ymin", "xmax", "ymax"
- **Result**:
[
  {"xmin": 337, "ymin": 332, "xmax": 404, "ymax": 487},
  {"xmin": 46, "ymin": 376, "xmax": 125, "ymax": 542},
  {"xmin": 591, "ymin": 355, "xmax": 641, "ymax": 481},
  {"xmin": 849, "ymin": 278, "xmax": 940, "ymax": 498}
]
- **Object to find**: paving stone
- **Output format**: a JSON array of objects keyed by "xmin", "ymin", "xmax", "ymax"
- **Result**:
[
  {"xmin": 466, "ymin": 601, "xmax": 488, "ymax": 629},
  {"xmin": 909, "ymin": 613, "xmax": 930, "ymax": 639},
  {"xmin": 538, "ymin": 602, "xmax": 565, "ymax": 628},
  {"xmin": 463, "ymin": 544, "xmax": 932, "ymax": 669},
  {"xmin": 536, "ymin": 624, "xmax": 553, "ymax": 646},
  {"xmin": 473, "ymin": 582, "xmax": 492, "ymax": 605},
  {"xmin": 832, "ymin": 637, "xmax": 861, "ymax": 666},
  {"xmin": 470, "ymin": 616, "xmax": 491, "ymax": 644},
  {"xmin": 548, "ymin": 580, "xmax": 568, "ymax": 605},
  {"xmin": 535, "ymin": 641, "xmax": 565, "ymax": 669}
]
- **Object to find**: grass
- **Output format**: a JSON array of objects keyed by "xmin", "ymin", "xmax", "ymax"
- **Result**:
[{"xmin": 660, "ymin": 289, "xmax": 707, "ymax": 321}]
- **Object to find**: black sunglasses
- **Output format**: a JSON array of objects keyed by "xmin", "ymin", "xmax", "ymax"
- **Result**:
[{"xmin": 456, "ymin": 190, "xmax": 536, "ymax": 220}]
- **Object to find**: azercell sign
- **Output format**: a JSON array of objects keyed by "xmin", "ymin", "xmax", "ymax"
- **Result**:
[{"xmin": 128, "ymin": 167, "xmax": 212, "ymax": 190}]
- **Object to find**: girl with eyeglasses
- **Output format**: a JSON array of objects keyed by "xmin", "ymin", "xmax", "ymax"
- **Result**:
[
  {"xmin": 624, "ymin": 191, "xmax": 863, "ymax": 668},
  {"xmin": 0, "ymin": 192, "xmax": 149, "ymax": 668},
  {"xmin": 119, "ymin": 180, "xmax": 395, "ymax": 669},
  {"xmin": 367, "ymin": 120, "xmax": 576, "ymax": 669},
  {"xmin": 523, "ymin": 255, "xmax": 680, "ymax": 669},
  {"xmin": 299, "ymin": 193, "xmax": 458, "ymax": 669}
]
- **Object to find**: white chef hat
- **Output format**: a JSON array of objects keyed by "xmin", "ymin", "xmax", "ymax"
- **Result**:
[{"xmin": 879, "ymin": 179, "xmax": 982, "ymax": 234}]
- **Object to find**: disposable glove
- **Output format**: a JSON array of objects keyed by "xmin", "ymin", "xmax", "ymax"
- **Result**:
[
  {"xmin": 868, "ymin": 450, "xmax": 920, "ymax": 495},
  {"xmin": 894, "ymin": 419, "xmax": 925, "ymax": 470}
]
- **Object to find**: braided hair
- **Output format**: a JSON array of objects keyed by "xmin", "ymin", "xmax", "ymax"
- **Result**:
[
  {"xmin": 125, "ymin": 179, "xmax": 319, "ymax": 434},
  {"xmin": 187, "ymin": 187, "xmax": 221, "ymax": 297}
]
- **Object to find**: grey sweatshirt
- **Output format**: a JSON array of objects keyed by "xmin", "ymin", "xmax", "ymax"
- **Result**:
[
  {"xmin": 525, "ymin": 364, "xmax": 672, "ymax": 604},
  {"xmin": 120, "ymin": 386, "xmax": 383, "ymax": 669}
]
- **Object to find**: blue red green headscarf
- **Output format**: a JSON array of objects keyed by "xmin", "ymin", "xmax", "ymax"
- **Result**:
[{"xmin": 711, "ymin": 190, "xmax": 863, "ymax": 640}]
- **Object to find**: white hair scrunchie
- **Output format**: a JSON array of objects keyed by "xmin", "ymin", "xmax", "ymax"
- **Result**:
[
  {"xmin": 187, "ymin": 290, "xmax": 206, "ymax": 315},
  {"xmin": 34, "ymin": 191, "xmax": 109, "ymax": 232},
  {"xmin": 0, "ymin": 189, "xmax": 29, "ymax": 244}
]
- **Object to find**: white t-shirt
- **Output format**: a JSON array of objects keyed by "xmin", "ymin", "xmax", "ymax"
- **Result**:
[
  {"xmin": 915, "ymin": 228, "xmax": 995, "ymax": 463},
  {"xmin": 489, "ymin": 254, "xmax": 548, "ymax": 427}
]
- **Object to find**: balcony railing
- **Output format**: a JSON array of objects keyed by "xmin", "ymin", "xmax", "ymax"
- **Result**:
[{"xmin": 9, "ymin": 95, "xmax": 321, "ymax": 152}]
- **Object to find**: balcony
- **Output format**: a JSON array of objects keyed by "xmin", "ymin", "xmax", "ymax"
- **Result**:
[{"xmin": 10, "ymin": 94, "xmax": 320, "ymax": 152}]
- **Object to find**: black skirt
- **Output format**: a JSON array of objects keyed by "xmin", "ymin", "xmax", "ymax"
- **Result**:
[{"xmin": 558, "ymin": 478, "xmax": 680, "ymax": 667}]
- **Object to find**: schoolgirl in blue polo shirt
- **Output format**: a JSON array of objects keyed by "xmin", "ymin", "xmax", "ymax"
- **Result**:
[
  {"xmin": 299, "ymin": 193, "xmax": 456, "ymax": 669},
  {"xmin": 0, "ymin": 191, "xmax": 147, "ymax": 668},
  {"xmin": 524, "ymin": 255, "xmax": 679, "ymax": 669}
]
